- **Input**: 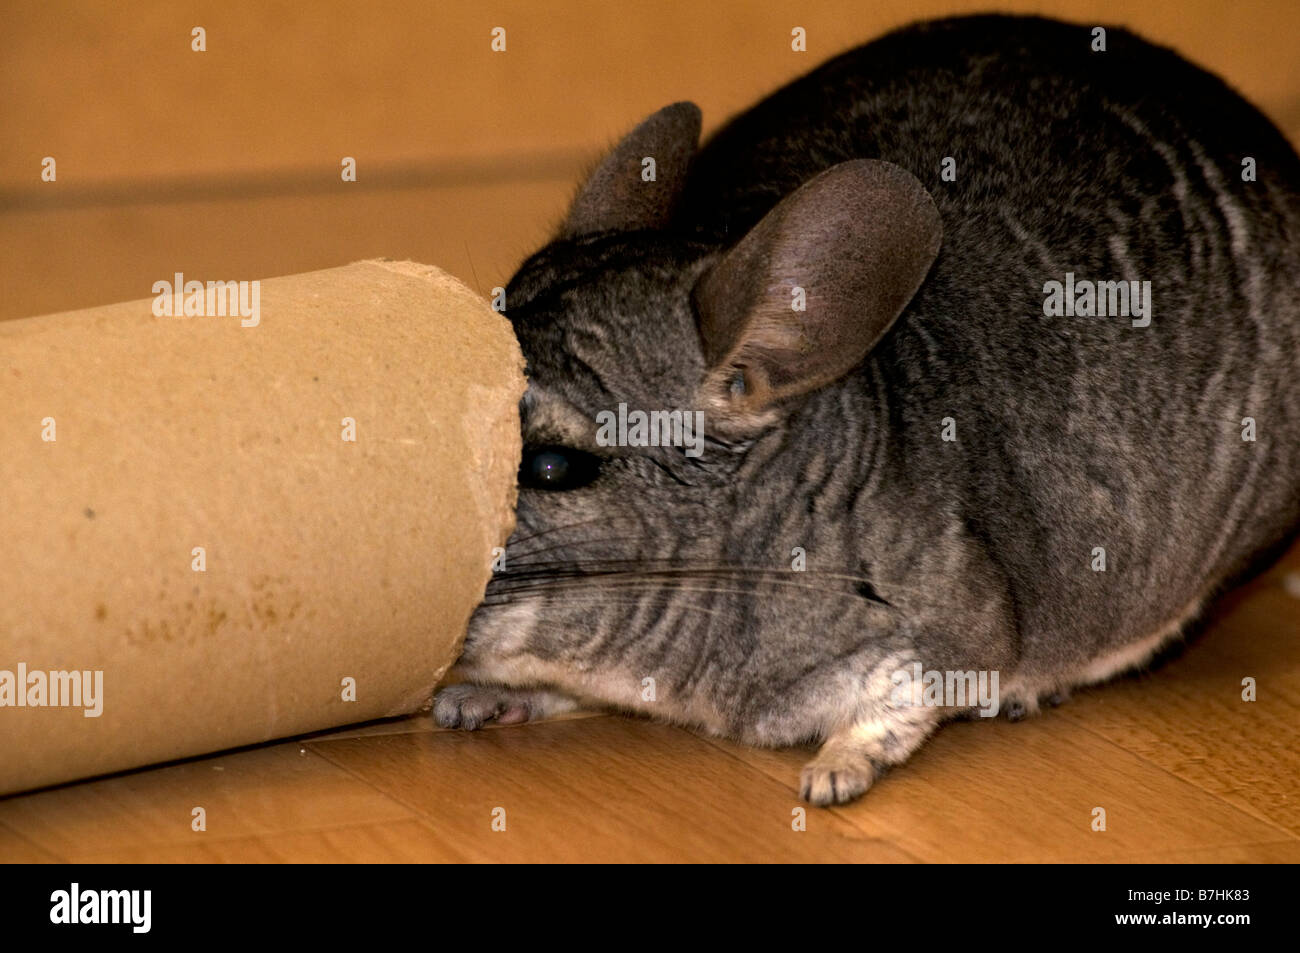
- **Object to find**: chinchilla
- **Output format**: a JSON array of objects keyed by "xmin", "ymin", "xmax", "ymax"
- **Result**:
[{"xmin": 434, "ymin": 14, "xmax": 1300, "ymax": 804}]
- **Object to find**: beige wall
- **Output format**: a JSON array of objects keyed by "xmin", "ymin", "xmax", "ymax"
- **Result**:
[{"xmin": 3, "ymin": 0, "xmax": 1299, "ymax": 319}]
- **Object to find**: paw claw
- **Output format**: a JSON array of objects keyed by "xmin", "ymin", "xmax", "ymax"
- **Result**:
[{"xmin": 799, "ymin": 760, "xmax": 875, "ymax": 806}]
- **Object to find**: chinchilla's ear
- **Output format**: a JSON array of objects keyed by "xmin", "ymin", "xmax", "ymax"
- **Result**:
[
  {"xmin": 561, "ymin": 101, "xmax": 702, "ymax": 238},
  {"xmin": 693, "ymin": 159, "xmax": 941, "ymax": 435}
]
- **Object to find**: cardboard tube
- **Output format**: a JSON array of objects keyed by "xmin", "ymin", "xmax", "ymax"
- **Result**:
[{"xmin": 0, "ymin": 260, "xmax": 524, "ymax": 794}]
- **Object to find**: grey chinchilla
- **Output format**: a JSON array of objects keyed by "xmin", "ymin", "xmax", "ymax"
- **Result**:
[{"xmin": 434, "ymin": 14, "xmax": 1300, "ymax": 805}]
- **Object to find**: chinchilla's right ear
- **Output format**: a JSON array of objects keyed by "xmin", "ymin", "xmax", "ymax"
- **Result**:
[
  {"xmin": 692, "ymin": 159, "xmax": 942, "ymax": 437},
  {"xmin": 560, "ymin": 101, "xmax": 702, "ymax": 238}
]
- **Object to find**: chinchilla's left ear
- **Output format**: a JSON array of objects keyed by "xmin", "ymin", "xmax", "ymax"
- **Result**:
[
  {"xmin": 561, "ymin": 101, "xmax": 702, "ymax": 238},
  {"xmin": 692, "ymin": 159, "xmax": 942, "ymax": 435}
]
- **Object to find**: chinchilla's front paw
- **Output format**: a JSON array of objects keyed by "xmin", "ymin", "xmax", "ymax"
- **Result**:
[
  {"xmin": 799, "ymin": 702, "xmax": 944, "ymax": 805},
  {"xmin": 433, "ymin": 683, "xmax": 577, "ymax": 730},
  {"xmin": 799, "ymin": 757, "xmax": 877, "ymax": 806}
]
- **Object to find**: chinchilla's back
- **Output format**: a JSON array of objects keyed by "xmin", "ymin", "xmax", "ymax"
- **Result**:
[{"xmin": 680, "ymin": 14, "xmax": 1300, "ymax": 672}]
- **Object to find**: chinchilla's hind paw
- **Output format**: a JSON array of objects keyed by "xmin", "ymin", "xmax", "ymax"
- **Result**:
[
  {"xmin": 1004, "ymin": 698, "xmax": 1029, "ymax": 721},
  {"xmin": 433, "ymin": 683, "xmax": 577, "ymax": 730},
  {"xmin": 1003, "ymin": 687, "xmax": 1072, "ymax": 721}
]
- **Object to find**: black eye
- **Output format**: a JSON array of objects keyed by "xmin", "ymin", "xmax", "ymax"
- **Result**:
[{"xmin": 520, "ymin": 446, "xmax": 601, "ymax": 491}]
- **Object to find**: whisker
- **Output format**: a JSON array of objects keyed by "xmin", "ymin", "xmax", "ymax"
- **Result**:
[
  {"xmin": 487, "ymin": 575, "xmax": 895, "ymax": 604},
  {"xmin": 492, "ymin": 560, "xmax": 921, "ymax": 591}
]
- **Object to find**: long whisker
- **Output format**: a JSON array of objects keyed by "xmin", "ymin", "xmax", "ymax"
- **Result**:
[
  {"xmin": 500, "ymin": 560, "xmax": 910, "ymax": 591},
  {"xmin": 494, "ymin": 560, "xmax": 911, "ymax": 586},
  {"xmin": 486, "ymin": 570, "xmax": 903, "ymax": 604}
]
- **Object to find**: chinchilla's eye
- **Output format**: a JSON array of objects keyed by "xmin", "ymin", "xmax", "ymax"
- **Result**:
[{"xmin": 520, "ymin": 446, "xmax": 601, "ymax": 491}]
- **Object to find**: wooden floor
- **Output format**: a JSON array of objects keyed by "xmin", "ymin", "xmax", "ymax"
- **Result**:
[{"xmin": 3, "ymin": 545, "xmax": 1298, "ymax": 863}]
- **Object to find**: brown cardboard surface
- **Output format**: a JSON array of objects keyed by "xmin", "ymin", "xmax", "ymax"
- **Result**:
[{"xmin": 0, "ymin": 260, "xmax": 525, "ymax": 795}]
